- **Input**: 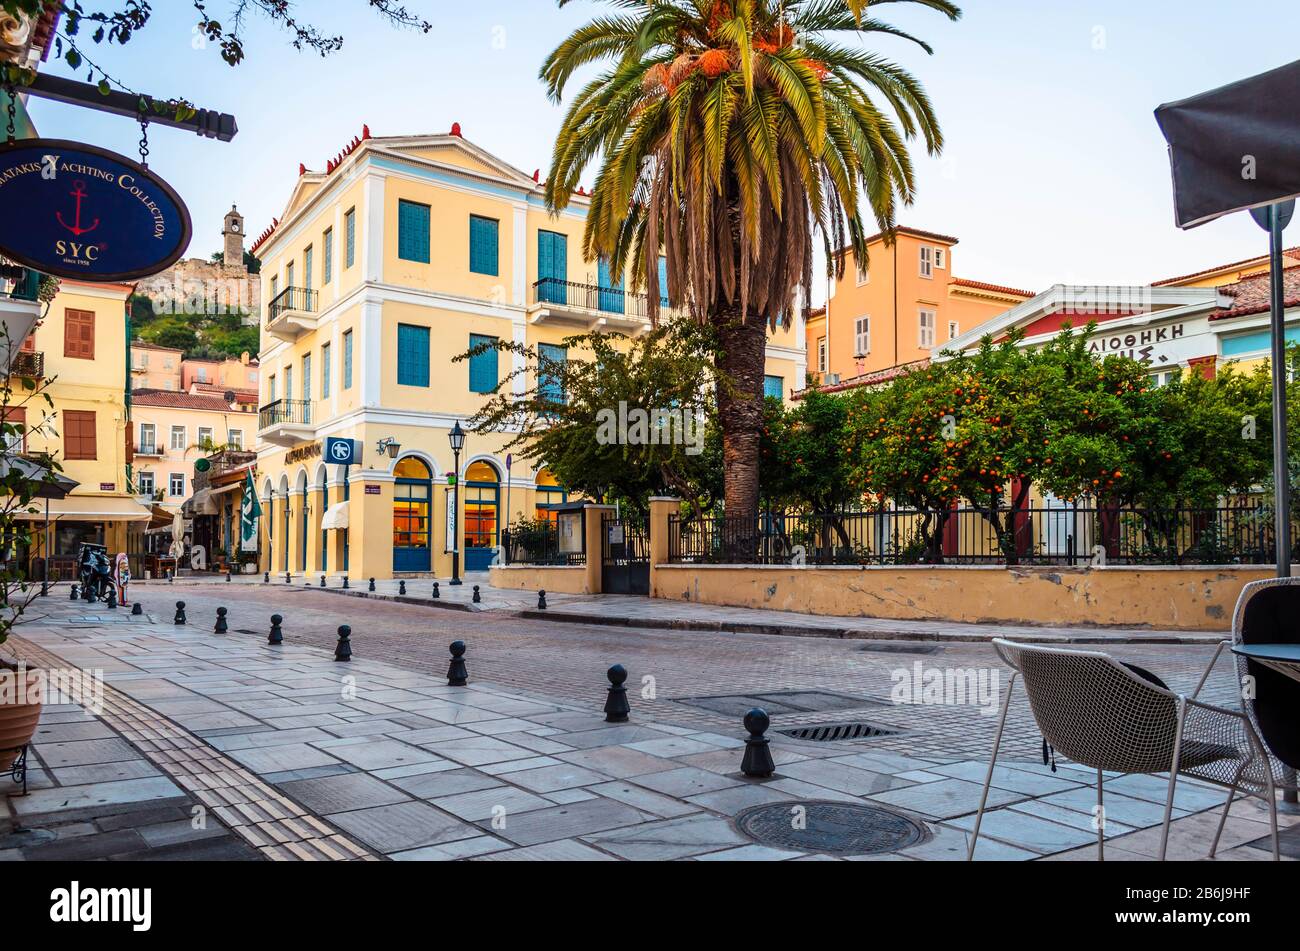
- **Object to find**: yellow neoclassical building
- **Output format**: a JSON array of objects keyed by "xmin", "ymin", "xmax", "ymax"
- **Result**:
[
  {"xmin": 17, "ymin": 280, "xmax": 153, "ymax": 572},
  {"xmin": 252, "ymin": 126, "xmax": 807, "ymax": 580}
]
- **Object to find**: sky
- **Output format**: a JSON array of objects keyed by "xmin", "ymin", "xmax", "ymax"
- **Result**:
[{"xmin": 22, "ymin": 0, "xmax": 1300, "ymax": 296}]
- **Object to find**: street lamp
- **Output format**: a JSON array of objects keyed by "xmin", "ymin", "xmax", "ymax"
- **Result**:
[
  {"xmin": 448, "ymin": 421, "xmax": 465, "ymax": 586},
  {"xmin": 376, "ymin": 437, "xmax": 401, "ymax": 460}
]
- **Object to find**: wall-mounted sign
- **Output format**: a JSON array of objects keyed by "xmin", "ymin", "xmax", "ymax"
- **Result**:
[
  {"xmin": 99, "ymin": 482, "xmax": 116, "ymax": 492},
  {"xmin": 325, "ymin": 437, "xmax": 360, "ymax": 467},
  {"xmin": 285, "ymin": 442, "xmax": 322, "ymax": 465},
  {"xmin": 0, "ymin": 139, "xmax": 192, "ymax": 282},
  {"xmin": 365, "ymin": 484, "xmax": 382, "ymax": 496},
  {"xmin": 445, "ymin": 491, "xmax": 458, "ymax": 553}
]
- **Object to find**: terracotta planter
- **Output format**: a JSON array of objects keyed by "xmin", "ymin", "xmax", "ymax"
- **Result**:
[{"xmin": 0, "ymin": 663, "xmax": 42, "ymax": 771}]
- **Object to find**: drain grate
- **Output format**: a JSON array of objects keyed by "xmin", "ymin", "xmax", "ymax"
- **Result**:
[
  {"xmin": 778, "ymin": 721, "xmax": 900, "ymax": 742},
  {"xmin": 858, "ymin": 643, "xmax": 944, "ymax": 655},
  {"xmin": 735, "ymin": 801, "xmax": 926, "ymax": 855}
]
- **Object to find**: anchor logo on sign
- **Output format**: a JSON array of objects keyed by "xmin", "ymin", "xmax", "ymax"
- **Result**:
[{"xmin": 56, "ymin": 181, "xmax": 100, "ymax": 237}]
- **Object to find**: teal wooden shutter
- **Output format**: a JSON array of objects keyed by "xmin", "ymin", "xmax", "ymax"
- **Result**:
[
  {"xmin": 598, "ymin": 258, "xmax": 623, "ymax": 313},
  {"xmin": 764, "ymin": 375, "xmax": 784, "ymax": 401},
  {"xmin": 469, "ymin": 216, "xmax": 499, "ymax": 275},
  {"xmin": 397, "ymin": 324, "xmax": 430, "ymax": 387},
  {"xmin": 398, "ymin": 200, "xmax": 431, "ymax": 262},
  {"xmin": 538, "ymin": 231, "xmax": 567, "ymax": 304},
  {"xmin": 538, "ymin": 343, "xmax": 567, "ymax": 404},
  {"xmin": 468, "ymin": 334, "xmax": 498, "ymax": 393}
]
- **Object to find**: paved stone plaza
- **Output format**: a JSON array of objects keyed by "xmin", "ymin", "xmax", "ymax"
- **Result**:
[{"xmin": 1, "ymin": 582, "xmax": 1295, "ymax": 861}]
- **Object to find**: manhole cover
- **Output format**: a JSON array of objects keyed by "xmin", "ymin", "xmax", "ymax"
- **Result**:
[
  {"xmin": 778, "ymin": 721, "xmax": 900, "ymax": 742},
  {"xmin": 735, "ymin": 801, "xmax": 926, "ymax": 855},
  {"xmin": 675, "ymin": 690, "xmax": 882, "ymax": 718},
  {"xmin": 858, "ymin": 643, "xmax": 944, "ymax": 655}
]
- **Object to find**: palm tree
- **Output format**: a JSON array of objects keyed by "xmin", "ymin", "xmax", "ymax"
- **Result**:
[{"xmin": 542, "ymin": 0, "xmax": 959, "ymax": 527}]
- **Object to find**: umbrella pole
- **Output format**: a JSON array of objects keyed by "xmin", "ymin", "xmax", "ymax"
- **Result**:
[
  {"xmin": 1268, "ymin": 203, "xmax": 1292, "ymax": 581},
  {"xmin": 41, "ymin": 497, "xmax": 49, "ymax": 596}
]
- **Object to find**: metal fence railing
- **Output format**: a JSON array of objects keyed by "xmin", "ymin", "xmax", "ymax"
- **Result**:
[
  {"xmin": 669, "ymin": 502, "xmax": 1282, "ymax": 567},
  {"xmin": 501, "ymin": 523, "xmax": 585, "ymax": 566}
]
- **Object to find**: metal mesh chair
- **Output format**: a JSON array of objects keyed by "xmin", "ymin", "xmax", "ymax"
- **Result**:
[
  {"xmin": 1193, "ymin": 577, "xmax": 1300, "ymax": 857},
  {"xmin": 968, "ymin": 639, "xmax": 1279, "ymax": 861}
]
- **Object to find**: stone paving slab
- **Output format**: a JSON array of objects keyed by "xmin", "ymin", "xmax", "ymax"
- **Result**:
[{"xmin": 4, "ymin": 594, "xmax": 1284, "ymax": 862}]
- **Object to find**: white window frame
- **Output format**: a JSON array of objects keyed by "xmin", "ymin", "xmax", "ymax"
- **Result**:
[
  {"xmin": 137, "ymin": 471, "xmax": 155, "ymax": 496},
  {"xmin": 934, "ymin": 247, "xmax": 947, "ymax": 270},
  {"xmin": 856, "ymin": 260, "xmax": 869, "ymax": 286},
  {"xmin": 197, "ymin": 427, "xmax": 214, "ymax": 450},
  {"xmin": 855, "ymin": 316, "xmax": 871, "ymax": 357},
  {"xmin": 228, "ymin": 429, "xmax": 243, "ymax": 450},
  {"xmin": 169, "ymin": 473, "xmax": 186, "ymax": 497},
  {"xmin": 139, "ymin": 423, "xmax": 156, "ymax": 451},
  {"xmin": 919, "ymin": 246, "xmax": 934, "ymax": 279},
  {"xmin": 948, "ymin": 320, "xmax": 960, "ymax": 341},
  {"xmin": 170, "ymin": 425, "xmax": 186, "ymax": 451},
  {"xmin": 817, "ymin": 337, "xmax": 827, "ymax": 373},
  {"xmin": 918, "ymin": 308, "xmax": 937, "ymax": 349}
]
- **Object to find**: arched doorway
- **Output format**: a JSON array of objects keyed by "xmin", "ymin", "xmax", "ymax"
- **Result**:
[
  {"xmin": 464, "ymin": 460, "xmax": 500, "ymax": 571},
  {"xmin": 393, "ymin": 457, "xmax": 433, "ymax": 572}
]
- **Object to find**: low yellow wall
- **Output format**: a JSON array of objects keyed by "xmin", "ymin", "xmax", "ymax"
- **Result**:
[
  {"xmin": 490, "ymin": 565, "xmax": 594, "ymax": 595},
  {"xmin": 651, "ymin": 564, "xmax": 1274, "ymax": 631}
]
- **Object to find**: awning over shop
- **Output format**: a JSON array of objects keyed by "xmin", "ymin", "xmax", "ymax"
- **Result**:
[
  {"xmin": 14, "ymin": 495, "xmax": 153, "ymax": 523},
  {"xmin": 321, "ymin": 501, "xmax": 350, "ymax": 531},
  {"xmin": 209, "ymin": 481, "xmax": 243, "ymax": 498},
  {"xmin": 184, "ymin": 489, "xmax": 219, "ymax": 516}
]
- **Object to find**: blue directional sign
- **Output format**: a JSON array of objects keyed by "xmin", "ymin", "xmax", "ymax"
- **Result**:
[{"xmin": 325, "ymin": 438, "xmax": 360, "ymax": 467}]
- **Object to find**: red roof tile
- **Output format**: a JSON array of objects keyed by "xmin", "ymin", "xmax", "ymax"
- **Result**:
[
  {"xmin": 131, "ymin": 389, "xmax": 254, "ymax": 412},
  {"xmin": 1153, "ymin": 248, "xmax": 1300, "ymax": 287},
  {"xmin": 950, "ymin": 277, "xmax": 1035, "ymax": 298},
  {"xmin": 1212, "ymin": 265, "xmax": 1300, "ymax": 320}
]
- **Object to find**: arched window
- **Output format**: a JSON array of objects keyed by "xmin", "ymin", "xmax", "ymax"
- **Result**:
[
  {"xmin": 464, "ymin": 461, "xmax": 500, "ymax": 571},
  {"xmin": 535, "ymin": 468, "xmax": 568, "ymax": 523},
  {"xmin": 393, "ymin": 457, "xmax": 432, "ymax": 572}
]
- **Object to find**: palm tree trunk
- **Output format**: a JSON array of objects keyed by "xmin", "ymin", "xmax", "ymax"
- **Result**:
[{"xmin": 714, "ymin": 304, "xmax": 768, "ymax": 539}]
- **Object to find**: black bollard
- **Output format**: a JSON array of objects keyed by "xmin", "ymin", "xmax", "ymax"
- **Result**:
[
  {"xmin": 741, "ymin": 709, "xmax": 776, "ymax": 778},
  {"xmin": 214, "ymin": 607, "xmax": 229, "ymax": 634},
  {"xmin": 342, "ymin": 576, "xmax": 349, "ymax": 590},
  {"xmin": 604, "ymin": 665, "xmax": 631, "ymax": 723},
  {"xmin": 70, "ymin": 583, "xmax": 79, "ymax": 601},
  {"xmin": 431, "ymin": 582, "xmax": 440, "ymax": 599},
  {"xmin": 268, "ymin": 614, "xmax": 283, "ymax": 645},
  {"xmin": 264, "ymin": 571, "xmax": 270, "ymax": 584},
  {"xmin": 368, "ymin": 578, "xmax": 376, "ymax": 592},
  {"xmin": 538, "ymin": 589, "xmax": 548, "ymax": 610},
  {"xmin": 226, "ymin": 569, "xmax": 233, "ymax": 583},
  {"xmin": 84, "ymin": 584, "xmax": 95, "ymax": 604},
  {"xmin": 447, "ymin": 640, "xmax": 468, "ymax": 686},
  {"xmin": 399, "ymin": 580, "xmax": 407, "ymax": 596},
  {"xmin": 132, "ymin": 602, "xmax": 143, "ymax": 617},
  {"xmin": 321, "ymin": 575, "xmax": 326, "ymax": 588},
  {"xmin": 40, "ymin": 578, "xmax": 48, "ymax": 598},
  {"xmin": 334, "ymin": 625, "xmax": 352, "ymax": 662},
  {"xmin": 106, "ymin": 586, "xmax": 117, "ymax": 610},
  {"xmin": 167, "ymin": 570, "xmax": 173, "ymax": 584},
  {"xmin": 285, "ymin": 572, "xmax": 292, "ymax": 585},
  {"xmin": 472, "ymin": 585, "xmax": 481, "ymax": 604},
  {"xmin": 174, "ymin": 601, "xmax": 187, "ymax": 625}
]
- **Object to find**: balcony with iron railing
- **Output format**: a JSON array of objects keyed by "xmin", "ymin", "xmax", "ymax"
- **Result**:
[
  {"xmin": 1, "ymin": 265, "xmax": 44, "ymax": 366},
  {"xmin": 134, "ymin": 442, "xmax": 164, "ymax": 458},
  {"xmin": 9, "ymin": 349, "xmax": 43, "ymax": 379},
  {"xmin": 528, "ymin": 278, "xmax": 677, "ymax": 332},
  {"xmin": 257, "ymin": 398, "xmax": 316, "ymax": 447},
  {"xmin": 265, "ymin": 286, "xmax": 320, "ymax": 340}
]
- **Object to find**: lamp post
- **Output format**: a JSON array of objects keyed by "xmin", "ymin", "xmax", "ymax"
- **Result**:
[{"xmin": 449, "ymin": 421, "xmax": 465, "ymax": 586}]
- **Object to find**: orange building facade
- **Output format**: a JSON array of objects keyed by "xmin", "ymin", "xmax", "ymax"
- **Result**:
[{"xmin": 804, "ymin": 227, "xmax": 1032, "ymax": 391}]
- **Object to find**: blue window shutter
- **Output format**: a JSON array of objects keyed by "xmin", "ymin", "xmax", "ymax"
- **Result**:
[
  {"xmin": 398, "ymin": 200, "xmax": 431, "ymax": 263},
  {"xmin": 468, "ymin": 334, "xmax": 499, "ymax": 393},
  {"xmin": 469, "ymin": 216, "xmax": 499, "ymax": 275},
  {"xmin": 321, "ymin": 343, "xmax": 331, "ymax": 398},
  {"xmin": 538, "ymin": 231, "xmax": 567, "ymax": 304},
  {"xmin": 538, "ymin": 343, "xmax": 567, "ymax": 404},
  {"xmin": 345, "ymin": 210, "xmax": 356, "ymax": 268},
  {"xmin": 323, "ymin": 229, "xmax": 333, "ymax": 283},
  {"xmin": 397, "ymin": 324, "xmax": 430, "ymax": 387},
  {"xmin": 764, "ymin": 375, "xmax": 784, "ymax": 401},
  {"xmin": 343, "ymin": 331, "xmax": 353, "ymax": 389},
  {"xmin": 658, "ymin": 256, "xmax": 669, "ymax": 306},
  {"xmin": 598, "ymin": 258, "xmax": 624, "ymax": 314}
]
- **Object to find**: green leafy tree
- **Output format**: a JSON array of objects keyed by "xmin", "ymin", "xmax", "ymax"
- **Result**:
[
  {"xmin": 541, "ymin": 0, "xmax": 959, "ymax": 529},
  {"xmin": 458, "ymin": 323, "xmax": 720, "ymax": 517}
]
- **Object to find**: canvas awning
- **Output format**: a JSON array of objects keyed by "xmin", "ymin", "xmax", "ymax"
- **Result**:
[
  {"xmin": 321, "ymin": 501, "xmax": 350, "ymax": 531},
  {"xmin": 14, "ymin": 495, "xmax": 153, "ymax": 523},
  {"xmin": 185, "ymin": 489, "xmax": 219, "ymax": 516},
  {"xmin": 210, "ymin": 481, "xmax": 243, "ymax": 498}
]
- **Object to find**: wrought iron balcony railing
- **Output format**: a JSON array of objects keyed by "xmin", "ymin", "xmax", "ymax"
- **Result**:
[
  {"xmin": 9, "ymin": 349, "xmax": 43, "ymax": 378},
  {"xmin": 258, "ymin": 398, "xmax": 313, "ymax": 430},
  {"xmin": 0, "ymin": 265, "xmax": 41, "ymax": 303},
  {"xmin": 531, "ymin": 278, "xmax": 673, "ymax": 321},
  {"xmin": 267, "ymin": 286, "xmax": 319, "ymax": 322}
]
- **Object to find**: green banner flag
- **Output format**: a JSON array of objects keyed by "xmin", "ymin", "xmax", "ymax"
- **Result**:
[{"xmin": 240, "ymin": 469, "xmax": 262, "ymax": 552}]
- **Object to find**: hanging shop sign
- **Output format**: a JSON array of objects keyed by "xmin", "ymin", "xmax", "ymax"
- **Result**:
[{"xmin": 0, "ymin": 139, "xmax": 191, "ymax": 282}]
